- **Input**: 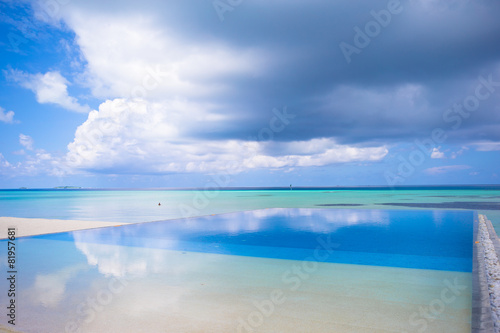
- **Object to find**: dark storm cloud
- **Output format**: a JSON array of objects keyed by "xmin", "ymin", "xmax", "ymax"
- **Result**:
[{"xmin": 55, "ymin": 0, "xmax": 500, "ymax": 145}]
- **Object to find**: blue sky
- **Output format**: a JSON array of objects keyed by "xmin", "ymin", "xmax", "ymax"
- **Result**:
[{"xmin": 0, "ymin": 0, "xmax": 499, "ymax": 188}]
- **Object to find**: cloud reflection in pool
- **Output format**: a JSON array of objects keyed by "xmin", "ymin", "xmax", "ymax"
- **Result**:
[{"xmin": 51, "ymin": 208, "xmax": 474, "ymax": 272}]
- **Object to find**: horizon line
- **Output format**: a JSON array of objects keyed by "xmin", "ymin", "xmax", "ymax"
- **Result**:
[{"xmin": 2, "ymin": 184, "xmax": 500, "ymax": 191}]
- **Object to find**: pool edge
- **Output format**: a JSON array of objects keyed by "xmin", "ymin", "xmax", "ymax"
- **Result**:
[{"xmin": 472, "ymin": 213, "xmax": 496, "ymax": 333}]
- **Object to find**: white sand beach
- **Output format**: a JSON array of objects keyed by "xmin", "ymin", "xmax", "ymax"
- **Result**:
[{"xmin": 0, "ymin": 217, "xmax": 123, "ymax": 239}]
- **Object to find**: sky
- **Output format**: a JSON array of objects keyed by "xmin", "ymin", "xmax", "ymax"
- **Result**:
[{"xmin": 0, "ymin": 0, "xmax": 499, "ymax": 188}]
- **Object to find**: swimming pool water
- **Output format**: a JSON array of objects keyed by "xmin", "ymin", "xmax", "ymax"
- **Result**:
[
  {"xmin": 0, "ymin": 208, "xmax": 474, "ymax": 332},
  {"xmin": 29, "ymin": 208, "xmax": 473, "ymax": 272}
]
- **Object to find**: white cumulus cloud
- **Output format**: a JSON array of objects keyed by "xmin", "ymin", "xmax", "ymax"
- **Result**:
[
  {"xmin": 430, "ymin": 147, "xmax": 445, "ymax": 159},
  {"xmin": 0, "ymin": 106, "xmax": 16, "ymax": 123},
  {"xmin": 59, "ymin": 11, "xmax": 268, "ymax": 101},
  {"xmin": 19, "ymin": 133, "xmax": 34, "ymax": 150},
  {"xmin": 65, "ymin": 98, "xmax": 388, "ymax": 174},
  {"xmin": 7, "ymin": 69, "xmax": 91, "ymax": 113},
  {"xmin": 0, "ymin": 153, "xmax": 12, "ymax": 168}
]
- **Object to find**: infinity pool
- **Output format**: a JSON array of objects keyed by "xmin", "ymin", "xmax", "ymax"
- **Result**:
[{"xmin": 0, "ymin": 209, "xmax": 473, "ymax": 332}]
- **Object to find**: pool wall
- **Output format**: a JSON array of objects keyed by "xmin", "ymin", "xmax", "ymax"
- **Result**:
[{"xmin": 473, "ymin": 214, "xmax": 499, "ymax": 333}]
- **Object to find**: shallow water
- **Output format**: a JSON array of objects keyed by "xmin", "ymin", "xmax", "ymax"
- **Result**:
[
  {"xmin": 2, "ymin": 243, "xmax": 471, "ymax": 332},
  {"xmin": 1, "ymin": 187, "xmax": 499, "ymax": 232},
  {"xmin": 0, "ymin": 208, "xmax": 472, "ymax": 332}
]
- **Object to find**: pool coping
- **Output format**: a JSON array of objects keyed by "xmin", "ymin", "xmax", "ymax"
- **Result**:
[{"xmin": 472, "ymin": 214, "xmax": 498, "ymax": 333}]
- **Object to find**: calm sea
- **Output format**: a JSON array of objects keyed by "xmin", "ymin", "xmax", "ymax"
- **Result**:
[{"xmin": 1, "ymin": 186, "xmax": 500, "ymax": 231}]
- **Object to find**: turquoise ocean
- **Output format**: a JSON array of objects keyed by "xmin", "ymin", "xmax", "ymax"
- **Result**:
[{"xmin": 1, "ymin": 186, "xmax": 500, "ymax": 232}]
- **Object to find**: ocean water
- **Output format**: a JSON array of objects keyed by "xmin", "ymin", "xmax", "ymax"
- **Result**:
[
  {"xmin": 0, "ymin": 207, "xmax": 473, "ymax": 332},
  {"xmin": 1, "ymin": 186, "xmax": 499, "ymax": 231}
]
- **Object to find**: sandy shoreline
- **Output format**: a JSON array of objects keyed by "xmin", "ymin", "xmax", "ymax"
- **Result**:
[{"xmin": 0, "ymin": 216, "xmax": 123, "ymax": 239}]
